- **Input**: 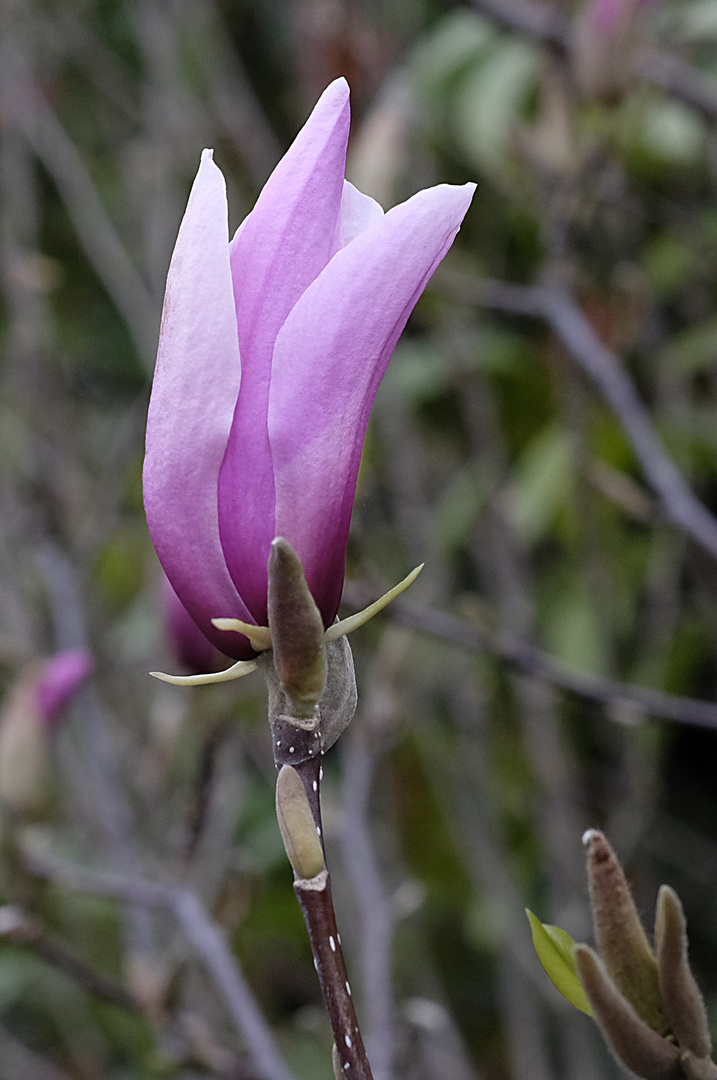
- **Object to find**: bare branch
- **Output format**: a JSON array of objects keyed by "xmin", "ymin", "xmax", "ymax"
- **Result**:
[
  {"xmin": 20, "ymin": 848, "xmax": 298, "ymax": 1080},
  {"xmin": 0, "ymin": 905, "xmax": 140, "ymax": 1013},
  {"xmin": 467, "ymin": 0, "xmax": 717, "ymax": 121},
  {"xmin": 4, "ymin": 50, "xmax": 158, "ymax": 364},
  {"xmin": 342, "ymin": 581, "xmax": 717, "ymax": 730},
  {"xmin": 0, "ymin": 1024, "xmax": 73, "ymax": 1080},
  {"xmin": 440, "ymin": 271, "xmax": 717, "ymax": 566},
  {"xmin": 341, "ymin": 743, "xmax": 395, "ymax": 1080}
]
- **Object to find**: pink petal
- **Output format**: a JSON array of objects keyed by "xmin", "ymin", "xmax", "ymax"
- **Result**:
[
  {"xmin": 218, "ymin": 79, "xmax": 351, "ymax": 623},
  {"xmin": 339, "ymin": 180, "xmax": 384, "ymax": 247},
  {"xmin": 162, "ymin": 577, "xmax": 220, "ymax": 675},
  {"xmin": 143, "ymin": 150, "xmax": 254, "ymax": 659},
  {"xmin": 269, "ymin": 181, "xmax": 476, "ymax": 622},
  {"xmin": 35, "ymin": 649, "xmax": 94, "ymax": 724}
]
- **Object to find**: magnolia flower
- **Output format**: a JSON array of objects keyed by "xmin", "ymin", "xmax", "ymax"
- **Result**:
[{"xmin": 144, "ymin": 78, "xmax": 474, "ymax": 671}]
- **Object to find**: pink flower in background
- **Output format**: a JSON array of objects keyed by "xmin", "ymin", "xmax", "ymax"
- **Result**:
[
  {"xmin": 574, "ymin": 0, "xmax": 659, "ymax": 99},
  {"xmin": 143, "ymin": 78, "xmax": 475, "ymax": 661},
  {"xmin": 587, "ymin": 0, "xmax": 657, "ymax": 34},
  {"xmin": 162, "ymin": 577, "xmax": 220, "ymax": 675},
  {"xmin": 0, "ymin": 649, "xmax": 93, "ymax": 816},
  {"xmin": 34, "ymin": 648, "xmax": 94, "ymax": 724}
]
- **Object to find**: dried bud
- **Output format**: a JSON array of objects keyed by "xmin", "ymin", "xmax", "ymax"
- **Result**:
[
  {"xmin": 0, "ymin": 680, "xmax": 51, "ymax": 819},
  {"xmin": 655, "ymin": 886, "xmax": 712, "ymax": 1061},
  {"xmin": 584, "ymin": 829, "xmax": 668, "ymax": 1035},
  {"xmin": 268, "ymin": 538, "xmax": 327, "ymax": 718},
  {"xmin": 275, "ymin": 765, "xmax": 325, "ymax": 880},
  {"xmin": 575, "ymin": 944, "xmax": 682, "ymax": 1080}
]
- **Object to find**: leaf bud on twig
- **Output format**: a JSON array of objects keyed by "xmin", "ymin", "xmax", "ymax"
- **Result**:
[
  {"xmin": 655, "ymin": 885, "xmax": 712, "ymax": 1062},
  {"xmin": 584, "ymin": 828, "xmax": 669, "ymax": 1035},
  {"xmin": 275, "ymin": 765, "xmax": 325, "ymax": 880},
  {"xmin": 574, "ymin": 944, "xmax": 683, "ymax": 1080}
]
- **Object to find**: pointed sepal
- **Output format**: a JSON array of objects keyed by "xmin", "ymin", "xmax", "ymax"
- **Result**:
[
  {"xmin": 655, "ymin": 885, "xmax": 712, "ymax": 1060},
  {"xmin": 575, "ymin": 944, "xmax": 683, "ymax": 1080},
  {"xmin": 149, "ymin": 659, "xmax": 258, "ymax": 685}
]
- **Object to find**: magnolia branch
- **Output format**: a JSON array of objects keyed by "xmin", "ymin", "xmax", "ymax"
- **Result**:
[
  {"xmin": 275, "ymin": 748, "xmax": 375, "ymax": 1080},
  {"xmin": 342, "ymin": 582, "xmax": 717, "ymax": 730},
  {"xmin": 18, "ymin": 846, "xmax": 298, "ymax": 1080}
]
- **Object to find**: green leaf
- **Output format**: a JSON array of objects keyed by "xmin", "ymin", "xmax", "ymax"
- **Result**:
[{"xmin": 526, "ymin": 909, "xmax": 593, "ymax": 1015}]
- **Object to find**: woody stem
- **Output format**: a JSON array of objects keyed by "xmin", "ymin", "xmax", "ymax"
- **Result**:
[{"xmin": 290, "ymin": 755, "xmax": 374, "ymax": 1080}]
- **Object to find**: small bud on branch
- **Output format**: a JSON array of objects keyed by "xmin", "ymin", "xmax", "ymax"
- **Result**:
[{"xmin": 275, "ymin": 765, "xmax": 325, "ymax": 880}]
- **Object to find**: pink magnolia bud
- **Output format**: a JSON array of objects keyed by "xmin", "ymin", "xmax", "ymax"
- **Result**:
[
  {"xmin": 573, "ymin": 0, "xmax": 658, "ymax": 101},
  {"xmin": 143, "ymin": 78, "xmax": 474, "ymax": 662},
  {"xmin": 34, "ymin": 648, "xmax": 94, "ymax": 725},
  {"xmin": 0, "ymin": 650, "xmax": 91, "ymax": 818}
]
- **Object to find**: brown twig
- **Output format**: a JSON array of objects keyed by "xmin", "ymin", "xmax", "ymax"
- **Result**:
[
  {"xmin": 294, "ymin": 867, "xmax": 374, "ymax": 1079},
  {"xmin": 273, "ymin": 738, "xmax": 375, "ymax": 1080}
]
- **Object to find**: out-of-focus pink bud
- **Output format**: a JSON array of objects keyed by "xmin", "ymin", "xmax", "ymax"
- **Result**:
[
  {"xmin": 162, "ymin": 577, "xmax": 220, "ymax": 675},
  {"xmin": 34, "ymin": 648, "xmax": 94, "ymax": 725},
  {"xmin": 0, "ymin": 651, "xmax": 91, "ymax": 818},
  {"xmin": 573, "ymin": 0, "xmax": 658, "ymax": 102}
]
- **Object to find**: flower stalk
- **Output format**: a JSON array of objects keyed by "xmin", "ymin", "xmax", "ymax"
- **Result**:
[{"xmin": 269, "ymin": 543, "xmax": 373, "ymax": 1079}]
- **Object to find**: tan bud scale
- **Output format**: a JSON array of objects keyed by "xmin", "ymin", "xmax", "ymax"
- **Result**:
[
  {"xmin": 575, "ymin": 945, "xmax": 682, "ymax": 1080},
  {"xmin": 275, "ymin": 765, "xmax": 325, "ymax": 880}
]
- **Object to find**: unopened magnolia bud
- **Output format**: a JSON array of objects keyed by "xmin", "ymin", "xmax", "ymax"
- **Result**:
[
  {"xmin": 0, "ymin": 652, "xmax": 92, "ymax": 820},
  {"xmin": 575, "ymin": 944, "xmax": 682, "ymax": 1080},
  {"xmin": 584, "ymin": 829, "xmax": 669, "ymax": 1035},
  {"xmin": 35, "ymin": 649, "xmax": 93, "ymax": 724},
  {"xmin": 268, "ymin": 538, "xmax": 327, "ymax": 718},
  {"xmin": 275, "ymin": 765, "xmax": 325, "ymax": 880},
  {"xmin": 655, "ymin": 886, "xmax": 712, "ymax": 1060},
  {"xmin": 572, "ymin": 0, "xmax": 645, "ymax": 102}
]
